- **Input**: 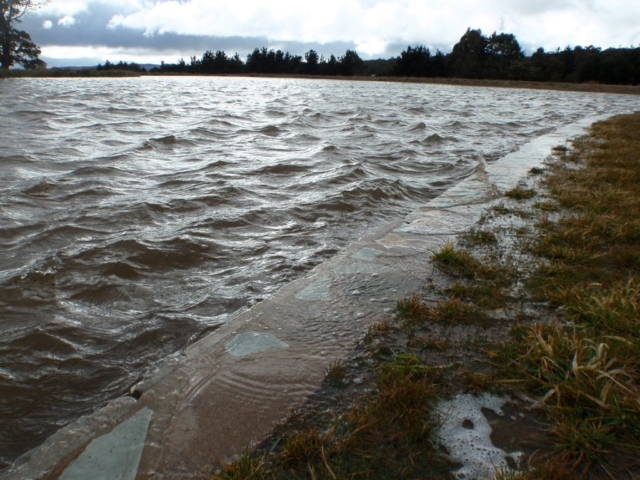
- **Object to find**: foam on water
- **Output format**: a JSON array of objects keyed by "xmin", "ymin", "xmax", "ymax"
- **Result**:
[
  {"xmin": 437, "ymin": 394, "xmax": 522, "ymax": 480},
  {"xmin": 0, "ymin": 76, "xmax": 638, "ymax": 467}
]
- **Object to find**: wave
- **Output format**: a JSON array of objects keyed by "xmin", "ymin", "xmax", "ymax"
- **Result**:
[
  {"xmin": 69, "ymin": 165, "xmax": 127, "ymax": 178},
  {"xmin": 321, "ymin": 144, "xmax": 340, "ymax": 152},
  {"xmin": 323, "ymin": 165, "xmax": 368, "ymax": 186},
  {"xmin": 423, "ymin": 133, "xmax": 446, "ymax": 144},
  {"xmin": 107, "ymin": 107, "xmax": 145, "ymax": 114},
  {"xmin": 407, "ymin": 121, "xmax": 428, "ymax": 131},
  {"xmin": 22, "ymin": 180, "xmax": 58, "ymax": 197},
  {"xmin": 101, "ymin": 261, "xmax": 144, "ymax": 280},
  {"xmin": 255, "ymin": 163, "xmax": 311, "ymax": 175},
  {"xmin": 258, "ymin": 125, "xmax": 284, "ymax": 136},
  {"xmin": 70, "ymin": 284, "xmax": 133, "ymax": 306},
  {"xmin": 137, "ymin": 135, "xmax": 199, "ymax": 151},
  {"xmin": 1, "ymin": 76, "xmax": 634, "ymax": 467}
]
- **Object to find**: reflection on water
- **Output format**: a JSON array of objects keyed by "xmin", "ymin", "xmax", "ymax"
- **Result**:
[{"xmin": 0, "ymin": 76, "xmax": 635, "ymax": 466}]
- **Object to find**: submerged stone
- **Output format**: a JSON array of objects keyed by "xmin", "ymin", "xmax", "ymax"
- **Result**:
[
  {"xmin": 295, "ymin": 276, "xmax": 332, "ymax": 300},
  {"xmin": 225, "ymin": 332, "xmax": 289, "ymax": 357},
  {"xmin": 351, "ymin": 247, "xmax": 382, "ymax": 261},
  {"xmin": 59, "ymin": 407, "xmax": 153, "ymax": 480},
  {"xmin": 334, "ymin": 263, "xmax": 393, "ymax": 274}
]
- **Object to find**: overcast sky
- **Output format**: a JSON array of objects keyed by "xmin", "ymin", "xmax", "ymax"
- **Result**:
[{"xmin": 19, "ymin": 0, "xmax": 640, "ymax": 67}]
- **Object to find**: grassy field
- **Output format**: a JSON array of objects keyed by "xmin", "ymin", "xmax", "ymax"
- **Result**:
[{"xmin": 208, "ymin": 113, "xmax": 640, "ymax": 479}]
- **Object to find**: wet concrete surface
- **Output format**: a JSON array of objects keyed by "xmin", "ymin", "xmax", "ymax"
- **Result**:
[{"xmin": 0, "ymin": 116, "xmax": 606, "ymax": 480}]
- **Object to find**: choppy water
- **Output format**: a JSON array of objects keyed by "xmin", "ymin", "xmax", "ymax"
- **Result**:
[{"xmin": 0, "ymin": 76, "xmax": 636, "ymax": 467}]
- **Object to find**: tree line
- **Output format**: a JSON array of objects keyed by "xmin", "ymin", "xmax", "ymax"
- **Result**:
[
  {"xmin": 149, "ymin": 28, "xmax": 639, "ymax": 85},
  {"xmin": 152, "ymin": 47, "xmax": 367, "ymax": 77},
  {"xmin": 394, "ymin": 28, "xmax": 640, "ymax": 84},
  {"xmin": 3, "ymin": 4, "xmax": 639, "ymax": 87},
  {"xmin": 96, "ymin": 60, "xmax": 147, "ymax": 73}
]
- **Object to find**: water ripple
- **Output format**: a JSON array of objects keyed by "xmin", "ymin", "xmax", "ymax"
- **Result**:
[{"xmin": 0, "ymin": 76, "xmax": 636, "ymax": 468}]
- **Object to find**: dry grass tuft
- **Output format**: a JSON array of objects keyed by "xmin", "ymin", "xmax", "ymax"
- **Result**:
[
  {"xmin": 505, "ymin": 186, "xmax": 536, "ymax": 201},
  {"xmin": 461, "ymin": 228, "xmax": 499, "ymax": 246},
  {"xmin": 213, "ymin": 357, "xmax": 452, "ymax": 479},
  {"xmin": 494, "ymin": 113, "xmax": 640, "ymax": 478},
  {"xmin": 212, "ymin": 113, "xmax": 640, "ymax": 480},
  {"xmin": 324, "ymin": 360, "xmax": 348, "ymax": 388}
]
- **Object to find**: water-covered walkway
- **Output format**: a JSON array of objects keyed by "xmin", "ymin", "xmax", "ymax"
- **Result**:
[{"xmin": 2, "ymin": 116, "xmax": 605, "ymax": 479}]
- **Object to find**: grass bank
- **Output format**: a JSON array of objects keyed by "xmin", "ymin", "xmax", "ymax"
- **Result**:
[{"xmin": 208, "ymin": 113, "xmax": 640, "ymax": 479}]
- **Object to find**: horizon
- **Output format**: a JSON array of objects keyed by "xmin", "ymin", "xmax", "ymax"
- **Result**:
[{"xmin": 15, "ymin": 0, "xmax": 640, "ymax": 68}]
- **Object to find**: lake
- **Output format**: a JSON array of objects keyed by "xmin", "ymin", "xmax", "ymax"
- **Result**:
[{"xmin": 0, "ymin": 76, "xmax": 636, "ymax": 467}]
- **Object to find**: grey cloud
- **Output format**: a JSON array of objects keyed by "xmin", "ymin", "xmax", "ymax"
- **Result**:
[{"xmin": 21, "ymin": 3, "xmax": 366, "ymax": 64}]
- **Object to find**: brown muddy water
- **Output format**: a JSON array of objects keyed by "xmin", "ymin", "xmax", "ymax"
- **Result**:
[{"xmin": 0, "ymin": 76, "xmax": 636, "ymax": 468}]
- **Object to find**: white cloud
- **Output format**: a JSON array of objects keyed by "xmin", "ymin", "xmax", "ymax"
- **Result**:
[
  {"xmin": 41, "ymin": 0, "xmax": 143, "ymax": 17},
  {"xmin": 39, "ymin": 0, "xmax": 89, "ymax": 16},
  {"xmin": 42, "ymin": 20, "xmax": 53, "ymax": 29},
  {"xmin": 41, "ymin": 44, "xmax": 183, "ymax": 64},
  {"xmin": 355, "ymin": 39, "xmax": 388, "ymax": 57},
  {"xmin": 34, "ymin": 0, "xmax": 640, "ymax": 64},
  {"xmin": 100, "ymin": 0, "xmax": 640, "ymax": 51},
  {"xmin": 57, "ymin": 15, "xmax": 76, "ymax": 27}
]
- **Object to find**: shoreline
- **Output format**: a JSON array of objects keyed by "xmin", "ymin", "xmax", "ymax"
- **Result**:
[
  {"xmin": 2, "ymin": 69, "xmax": 639, "ymax": 96},
  {"xmin": 1, "ymin": 116, "xmax": 610, "ymax": 480},
  {"xmin": 214, "ymin": 113, "xmax": 640, "ymax": 479}
]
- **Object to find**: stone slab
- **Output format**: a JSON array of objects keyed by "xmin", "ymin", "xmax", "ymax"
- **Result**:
[
  {"xmin": 0, "ymin": 115, "xmax": 610, "ymax": 480},
  {"xmin": 59, "ymin": 408, "xmax": 153, "ymax": 480}
]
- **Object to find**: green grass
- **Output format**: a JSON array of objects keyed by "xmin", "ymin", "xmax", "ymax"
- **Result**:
[
  {"xmin": 432, "ymin": 242, "xmax": 510, "ymax": 282},
  {"xmin": 460, "ymin": 228, "xmax": 498, "ymax": 246},
  {"xmin": 447, "ymin": 280, "xmax": 509, "ymax": 310},
  {"xmin": 397, "ymin": 295, "xmax": 488, "ymax": 327},
  {"xmin": 505, "ymin": 186, "xmax": 536, "ymax": 201},
  {"xmin": 551, "ymin": 145, "xmax": 569, "ymax": 155},
  {"xmin": 431, "ymin": 242, "xmax": 515, "ymax": 311},
  {"xmin": 324, "ymin": 360, "xmax": 347, "ymax": 388},
  {"xmin": 492, "ymin": 113, "xmax": 640, "ymax": 478},
  {"xmin": 432, "ymin": 242, "xmax": 483, "ymax": 278},
  {"xmin": 211, "ymin": 354, "xmax": 454, "ymax": 479},
  {"xmin": 533, "ymin": 201, "xmax": 559, "ymax": 212},
  {"xmin": 529, "ymin": 167, "xmax": 546, "ymax": 176},
  {"xmin": 210, "ymin": 113, "xmax": 640, "ymax": 479},
  {"xmin": 436, "ymin": 114, "xmax": 640, "ymax": 478}
]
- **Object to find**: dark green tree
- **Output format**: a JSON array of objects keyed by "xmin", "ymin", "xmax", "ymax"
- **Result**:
[
  {"xmin": 244, "ymin": 47, "xmax": 301, "ymax": 74},
  {"xmin": 1, "ymin": 0, "xmax": 47, "ymax": 69},
  {"xmin": 96, "ymin": 60, "xmax": 144, "ymax": 72},
  {"xmin": 599, "ymin": 48, "xmax": 640, "ymax": 84},
  {"xmin": 485, "ymin": 32, "xmax": 524, "ymax": 78},
  {"xmin": 362, "ymin": 57, "xmax": 396, "ymax": 76},
  {"xmin": 200, "ymin": 50, "xmax": 230, "ymax": 73},
  {"xmin": 449, "ymin": 28, "xmax": 487, "ymax": 78},
  {"xmin": 526, "ymin": 47, "xmax": 548, "ymax": 81},
  {"xmin": 339, "ymin": 49, "xmax": 364, "ymax": 76},
  {"xmin": 246, "ymin": 47, "xmax": 273, "ymax": 73},
  {"xmin": 323, "ymin": 54, "xmax": 339, "ymax": 75},
  {"xmin": 395, "ymin": 45, "xmax": 431, "ymax": 76},
  {"xmin": 304, "ymin": 49, "xmax": 319, "ymax": 74},
  {"xmin": 431, "ymin": 49, "xmax": 446, "ymax": 76},
  {"xmin": 572, "ymin": 45, "xmax": 602, "ymax": 82},
  {"xmin": 227, "ymin": 52, "xmax": 244, "ymax": 74}
]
